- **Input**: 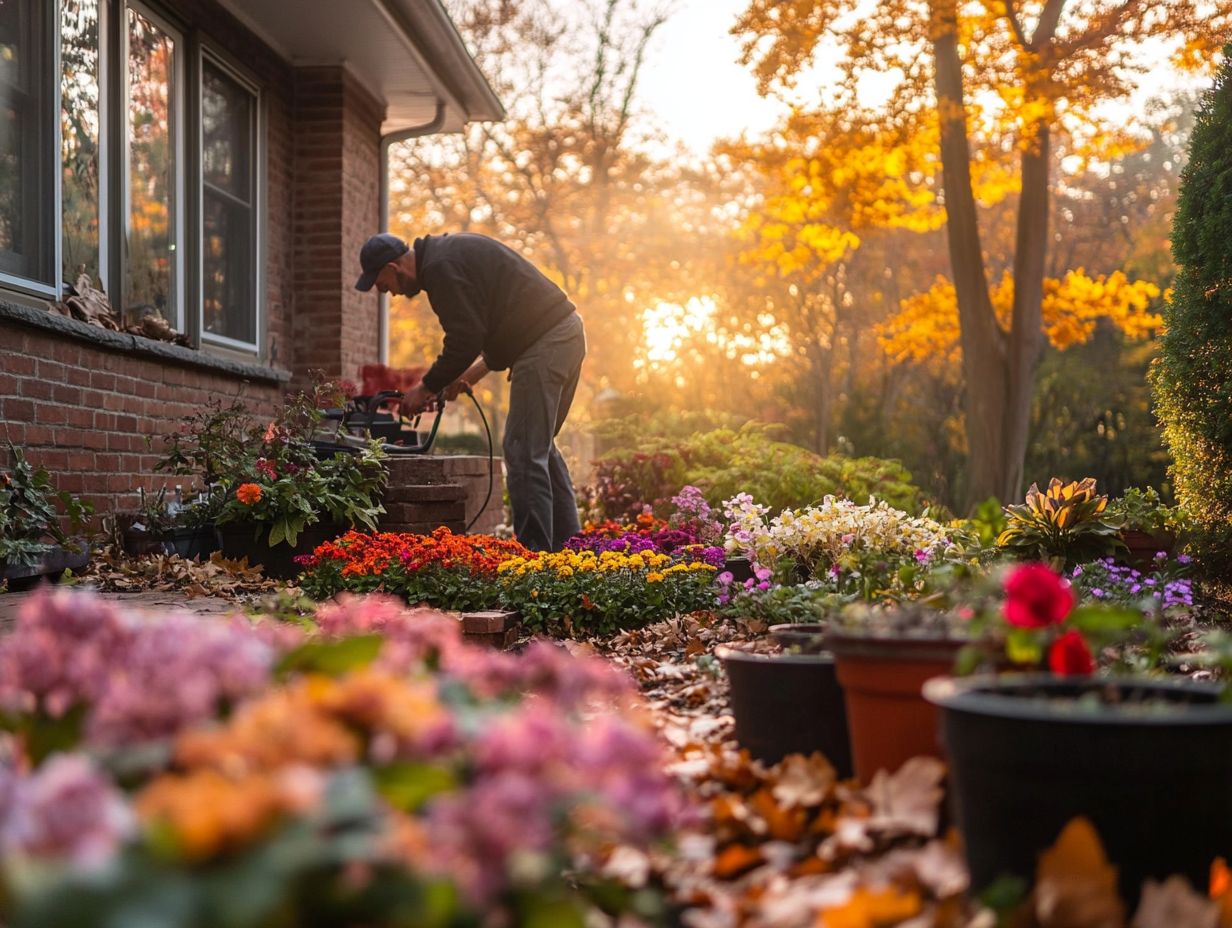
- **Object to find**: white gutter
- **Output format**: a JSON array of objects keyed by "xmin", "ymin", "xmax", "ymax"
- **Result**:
[{"xmin": 377, "ymin": 101, "xmax": 448, "ymax": 363}]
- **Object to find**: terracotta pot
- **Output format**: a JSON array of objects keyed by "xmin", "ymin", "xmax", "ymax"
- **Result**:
[
  {"xmin": 825, "ymin": 631, "xmax": 968, "ymax": 784},
  {"xmin": 1118, "ymin": 529, "xmax": 1175, "ymax": 571}
]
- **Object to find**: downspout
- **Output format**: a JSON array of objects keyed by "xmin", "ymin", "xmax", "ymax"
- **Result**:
[{"xmin": 378, "ymin": 100, "xmax": 447, "ymax": 363}]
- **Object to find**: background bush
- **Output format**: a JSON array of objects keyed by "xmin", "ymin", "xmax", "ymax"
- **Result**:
[
  {"xmin": 1151, "ymin": 46, "xmax": 1232, "ymax": 577},
  {"xmin": 585, "ymin": 422, "xmax": 930, "ymax": 520}
]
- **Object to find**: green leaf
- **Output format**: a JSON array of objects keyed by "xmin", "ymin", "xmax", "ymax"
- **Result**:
[
  {"xmin": 275, "ymin": 635, "xmax": 383, "ymax": 678},
  {"xmin": 268, "ymin": 519, "xmax": 285, "ymax": 548},
  {"xmin": 1006, "ymin": 628, "xmax": 1043, "ymax": 666},
  {"xmin": 373, "ymin": 762, "xmax": 457, "ymax": 812},
  {"xmin": 1066, "ymin": 605, "xmax": 1140, "ymax": 635}
]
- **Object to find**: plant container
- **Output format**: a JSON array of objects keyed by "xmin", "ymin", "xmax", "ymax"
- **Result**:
[
  {"xmin": 925, "ymin": 674, "xmax": 1232, "ymax": 904},
  {"xmin": 769, "ymin": 623, "xmax": 828, "ymax": 654},
  {"xmin": 724, "ymin": 556, "xmax": 754, "ymax": 583},
  {"xmin": 825, "ymin": 631, "xmax": 967, "ymax": 784},
  {"xmin": 218, "ymin": 522, "xmax": 346, "ymax": 579},
  {"xmin": 1118, "ymin": 529, "xmax": 1176, "ymax": 570},
  {"xmin": 122, "ymin": 525, "xmax": 219, "ymax": 560},
  {"xmin": 717, "ymin": 643, "xmax": 853, "ymax": 778},
  {"xmin": 1, "ymin": 542, "xmax": 91, "ymax": 591}
]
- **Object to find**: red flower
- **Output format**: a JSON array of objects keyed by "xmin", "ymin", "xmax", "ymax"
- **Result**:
[
  {"xmin": 1048, "ymin": 630, "xmax": 1094, "ymax": 676},
  {"xmin": 1003, "ymin": 563, "xmax": 1075, "ymax": 628},
  {"xmin": 256, "ymin": 458, "xmax": 277, "ymax": 481}
]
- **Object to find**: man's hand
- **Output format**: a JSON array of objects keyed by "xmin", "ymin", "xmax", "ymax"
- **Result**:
[
  {"xmin": 399, "ymin": 382, "xmax": 436, "ymax": 418},
  {"xmin": 442, "ymin": 379, "xmax": 472, "ymax": 401}
]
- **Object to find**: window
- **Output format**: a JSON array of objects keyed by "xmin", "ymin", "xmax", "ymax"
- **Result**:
[
  {"xmin": 200, "ymin": 56, "xmax": 257, "ymax": 348},
  {"xmin": 0, "ymin": 0, "xmax": 55, "ymax": 290},
  {"xmin": 123, "ymin": 3, "xmax": 183, "ymax": 331},
  {"xmin": 61, "ymin": 0, "xmax": 102, "ymax": 290}
]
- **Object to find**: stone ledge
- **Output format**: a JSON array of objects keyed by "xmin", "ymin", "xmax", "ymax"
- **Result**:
[
  {"xmin": 0, "ymin": 300, "xmax": 290, "ymax": 384},
  {"xmin": 382, "ymin": 483, "xmax": 469, "ymax": 504},
  {"xmin": 460, "ymin": 609, "xmax": 520, "ymax": 649}
]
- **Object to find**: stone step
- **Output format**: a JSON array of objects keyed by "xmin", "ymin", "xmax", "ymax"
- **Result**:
[
  {"xmin": 381, "ymin": 483, "xmax": 468, "ymax": 504},
  {"xmin": 384, "ymin": 456, "xmax": 451, "ymax": 485},
  {"xmin": 382, "ymin": 499, "xmax": 467, "ymax": 525}
]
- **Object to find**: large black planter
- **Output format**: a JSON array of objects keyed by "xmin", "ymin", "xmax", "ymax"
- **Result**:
[
  {"xmin": 1, "ymin": 543, "xmax": 91, "ymax": 591},
  {"xmin": 925, "ymin": 674, "xmax": 1232, "ymax": 904},
  {"xmin": 218, "ymin": 522, "xmax": 346, "ymax": 579},
  {"xmin": 123, "ymin": 525, "xmax": 219, "ymax": 560},
  {"xmin": 717, "ymin": 643, "xmax": 853, "ymax": 777},
  {"xmin": 769, "ymin": 623, "xmax": 827, "ymax": 654}
]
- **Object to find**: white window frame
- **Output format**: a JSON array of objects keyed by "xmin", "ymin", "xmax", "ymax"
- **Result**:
[
  {"xmin": 196, "ymin": 46, "xmax": 263, "ymax": 355},
  {"xmin": 120, "ymin": 0, "xmax": 185, "ymax": 333},
  {"xmin": 0, "ymin": 0, "xmax": 60, "ymax": 298}
]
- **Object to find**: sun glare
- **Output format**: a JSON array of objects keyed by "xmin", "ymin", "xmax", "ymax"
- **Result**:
[{"xmin": 635, "ymin": 296, "xmax": 792, "ymax": 379}]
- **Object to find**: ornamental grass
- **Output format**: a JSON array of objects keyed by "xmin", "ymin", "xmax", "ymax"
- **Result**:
[
  {"xmin": 0, "ymin": 589, "xmax": 685, "ymax": 926},
  {"xmin": 497, "ymin": 549, "xmax": 718, "ymax": 637},
  {"xmin": 297, "ymin": 527, "xmax": 530, "ymax": 611}
]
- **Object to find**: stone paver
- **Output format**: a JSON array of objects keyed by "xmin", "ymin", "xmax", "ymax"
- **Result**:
[{"xmin": 0, "ymin": 589, "xmax": 243, "ymax": 632}]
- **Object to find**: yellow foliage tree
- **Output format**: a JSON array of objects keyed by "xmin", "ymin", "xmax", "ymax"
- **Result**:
[
  {"xmin": 734, "ymin": 0, "xmax": 1231, "ymax": 506},
  {"xmin": 878, "ymin": 270, "xmax": 1163, "ymax": 374}
]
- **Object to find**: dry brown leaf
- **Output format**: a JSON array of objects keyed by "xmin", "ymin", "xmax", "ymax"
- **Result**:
[
  {"xmin": 1131, "ymin": 875, "xmax": 1218, "ymax": 928},
  {"xmin": 817, "ymin": 884, "xmax": 923, "ymax": 928},
  {"xmin": 772, "ymin": 754, "xmax": 838, "ymax": 810},
  {"xmin": 865, "ymin": 757, "xmax": 946, "ymax": 838},
  {"xmin": 1032, "ymin": 817, "xmax": 1126, "ymax": 928},
  {"xmin": 713, "ymin": 843, "xmax": 765, "ymax": 880}
]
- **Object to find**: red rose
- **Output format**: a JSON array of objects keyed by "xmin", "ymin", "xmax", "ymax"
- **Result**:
[
  {"xmin": 1048, "ymin": 630, "xmax": 1094, "ymax": 676},
  {"xmin": 1003, "ymin": 563, "xmax": 1075, "ymax": 628}
]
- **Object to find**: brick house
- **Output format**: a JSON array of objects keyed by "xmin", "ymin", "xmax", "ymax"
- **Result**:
[{"xmin": 0, "ymin": 0, "xmax": 503, "ymax": 526}]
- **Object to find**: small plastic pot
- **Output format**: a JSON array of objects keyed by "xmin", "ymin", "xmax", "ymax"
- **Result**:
[{"xmin": 717, "ymin": 643, "xmax": 853, "ymax": 777}]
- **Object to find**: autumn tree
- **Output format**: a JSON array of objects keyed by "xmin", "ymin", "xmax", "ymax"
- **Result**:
[{"xmin": 734, "ymin": 0, "xmax": 1231, "ymax": 508}]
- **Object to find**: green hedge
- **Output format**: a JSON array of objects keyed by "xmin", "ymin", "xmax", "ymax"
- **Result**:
[{"xmin": 1151, "ymin": 45, "xmax": 1232, "ymax": 573}]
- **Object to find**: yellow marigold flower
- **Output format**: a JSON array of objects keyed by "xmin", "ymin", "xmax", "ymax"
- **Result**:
[{"xmin": 646, "ymin": 572, "xmax": 665, "ymax": 583}]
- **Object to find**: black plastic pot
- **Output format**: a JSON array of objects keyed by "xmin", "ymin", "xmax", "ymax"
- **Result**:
[
  {"xmin": 717, "ymin": 644, "xmax": 853, "ymax": 777},
  {"xmin": 164, "ymin": 525, "xmax": 219, "ymax": 560},
  {"xmin": 724, "ymin": 556, "xmax": 755, "ymax": 583},
  {"xmin": 218, "ymin": 522, "xmax": 347, "ymax": 579},
  {"xmin": 769, "ymin": 623, "xmax": 828, "ymax": 654},
  {"xmin": 1, "ymin": 542, "xmax": 91, "ymax": 591},
  {"xmin": 926, "ymin": 674, "xmax": 1232, "ymax": 904}
]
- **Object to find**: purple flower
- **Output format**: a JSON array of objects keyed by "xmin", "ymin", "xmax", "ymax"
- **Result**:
[
  {"xmin": 1092, "ymin": 588, "xmax": 1105, "ymax": 598},
  {"xmin": 0, "ymin": 755, "xmax": 132, "ymax": 868}
]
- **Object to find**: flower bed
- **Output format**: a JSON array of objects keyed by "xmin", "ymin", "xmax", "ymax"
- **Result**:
[
  {"xmin": 0, "ymin": 589, "xmax": 684, "ymax": 926},
  {"xmin": 498, "ymin": 549, "xmax": 718, "ymax": 636},
  {"xmin": 297, "ymin": 527, "xmax": 530, "ymax": 611}
]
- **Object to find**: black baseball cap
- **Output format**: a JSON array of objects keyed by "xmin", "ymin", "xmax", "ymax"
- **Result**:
[{"xmin": 355, "ymin": 233, "xmax": 410, "ymax": 291}]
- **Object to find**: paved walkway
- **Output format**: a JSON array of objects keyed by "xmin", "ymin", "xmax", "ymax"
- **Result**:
[{"xmin": 0, "ymin": 589, "xmax": 243, "ymax": 632}]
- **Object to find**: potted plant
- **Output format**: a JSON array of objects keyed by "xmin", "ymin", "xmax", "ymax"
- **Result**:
[
  {"xmin": 924, "ymin": 562, "xmax": 1207, "ymax": 905},
  {"xmin": 1105, "ymin": 486, "xmax": 1182, "ymax": 569},
  {"xmin": 996, "ymin": 476, "xmax": 1124, "ymax": 569},
  {"xmin": 121, "ymin": 485, "xmax": 222, "ymax": 560},
  {"xmin": 715, "ymin": 582, "xmax": 854, "ymax": 776},
  {"xmin": 158, "ymin": 382, "xmax": 388, "ymax": 578},
  {"xmin": 0, "ymin": 445, "xmax": 94, "ymax": 589}
]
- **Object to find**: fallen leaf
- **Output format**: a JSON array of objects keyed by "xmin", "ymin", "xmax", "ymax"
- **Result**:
[
  {"xmin": 1032, "ymin": 817, "xmax": 1126, "ymax": 928},
  {"xmin": 772, "ymin": 754, "xmax": 837, "ymax": 810},
  {"xmin": 713, "ymin": 843, "xmax": 764, "ymax": 880},
  {"xmin": 819, "ymin": 884, "xmax": 923, "ymax": 928},
  {"xmin": 1132, "ymin": 875, "xmax": 1218, "ymax": 928},
  {"xmin": 865, "ymin": 757, "xmax": 946, "ymax": 838}
]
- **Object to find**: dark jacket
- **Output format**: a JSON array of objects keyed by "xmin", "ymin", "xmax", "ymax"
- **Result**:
[{"xmin": 414, "ymin": 233, "xmax": 576, "ymax": 393}]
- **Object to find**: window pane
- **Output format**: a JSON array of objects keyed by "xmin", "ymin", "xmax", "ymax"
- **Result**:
[
  {"xmin": 125, "ymin": 7, "xmax": 177, "ymax": 326},
  {"xmin": 202, "ymin": 61, "xmax": 255, "ymax": 345},
  {"xmin": 0, "ymin": 0, "xmax": 51, "ymax": 284},
  {"xmin": 61, "ymin": 0, "xmax": 101, "ymax": 290}
]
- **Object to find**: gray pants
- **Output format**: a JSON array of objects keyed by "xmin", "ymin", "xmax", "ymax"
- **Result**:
[{"xmin": 503, "ymin": 313, "xmax": 585, "ymax": 551}]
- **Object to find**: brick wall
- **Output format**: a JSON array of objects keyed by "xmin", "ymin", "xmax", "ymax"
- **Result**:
[
  {"xmin": 292, "ymin": 66, "xmax": 385, "ymax": 389},
  {"xmin": 0, "ymin": 323, "xmax": 284, "ymax": 519}
]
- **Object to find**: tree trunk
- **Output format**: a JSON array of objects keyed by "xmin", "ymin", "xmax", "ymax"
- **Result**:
[
  {"xmin": 931, "ymin": 1, "xmax": 1007, "ymax": 511},
  {"xmin": 1004, "ymin": 124, "xmax": 1051, "ymax": 500}
]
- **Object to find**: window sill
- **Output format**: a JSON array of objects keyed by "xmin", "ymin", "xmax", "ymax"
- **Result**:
[{"xmin": 0, "ymin": 299, "xmax": 291, "ymax": 385}]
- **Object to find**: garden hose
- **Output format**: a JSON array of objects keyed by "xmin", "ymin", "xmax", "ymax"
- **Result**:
[{"xmin": 458, "ymin": 384, "xmax": 495, "ymax": 534}]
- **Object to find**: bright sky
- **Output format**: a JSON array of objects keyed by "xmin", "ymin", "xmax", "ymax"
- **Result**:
[{"xmin": 637, "ymin": 0, "xmax": 786, "ymax": 155}]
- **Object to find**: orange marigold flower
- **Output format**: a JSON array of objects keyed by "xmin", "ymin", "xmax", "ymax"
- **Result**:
[{"xmin": 236, "ymin": 483, "xmax": 263, "ymax": 505}]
